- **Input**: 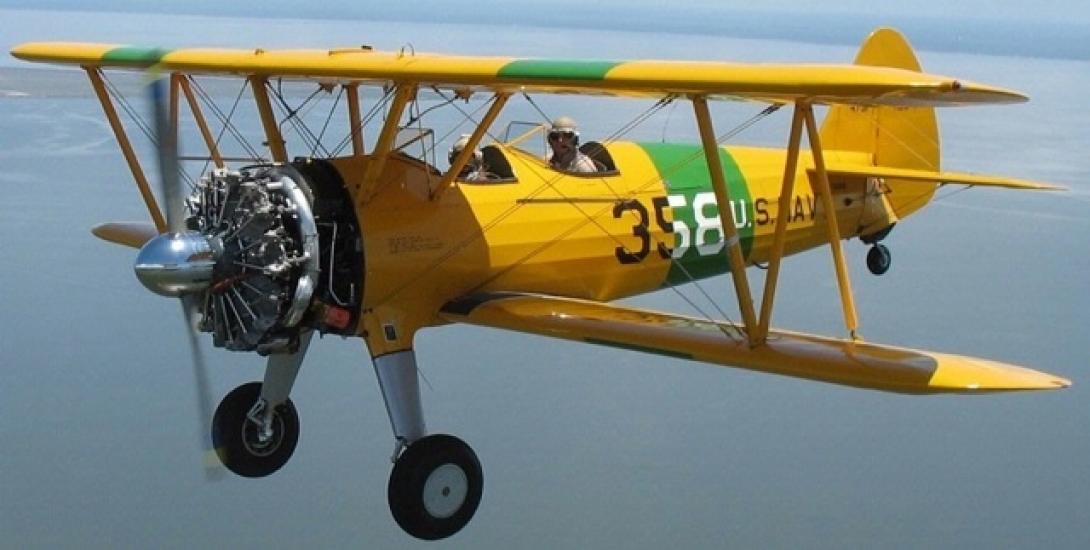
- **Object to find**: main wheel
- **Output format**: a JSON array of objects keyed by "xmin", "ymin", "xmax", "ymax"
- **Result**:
[
  {"xmin": 388, "ymin": 434, "xmax": 483, "ymax": 540},
  {"xmin": 211, "ymin": 382, "xmax": 299, "ymax": 478},
  {"xmin": 866, "ymin": 243, "xmax": 892, "ymax": 275}
]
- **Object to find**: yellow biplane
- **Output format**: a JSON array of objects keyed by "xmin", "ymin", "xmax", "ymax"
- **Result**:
[{"xmin": 11, "ymin": 27, "xmax": 1070, "ymax": 540}]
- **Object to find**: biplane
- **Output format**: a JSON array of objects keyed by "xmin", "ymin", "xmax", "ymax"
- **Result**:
[{"xmin": 11, "ymin": 27, "xmax": 1070, "ymax": 540}]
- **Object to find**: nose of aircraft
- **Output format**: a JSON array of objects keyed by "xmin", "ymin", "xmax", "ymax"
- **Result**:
[{"xmin": 134, "ymin": 231, "xmax": 216, "ymax": 297}]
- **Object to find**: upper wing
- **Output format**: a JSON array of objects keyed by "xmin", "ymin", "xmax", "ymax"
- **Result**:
[
  {"xmin": 439, "ymin": 292, "xmax": 1069, "ymax": 394},
  {"xmin": 11, "ymin": 42, "xmax": 1024, "ymax": 107}
]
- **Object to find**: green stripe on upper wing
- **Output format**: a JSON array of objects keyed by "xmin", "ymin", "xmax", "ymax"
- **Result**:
[
  {"xmin": 102, "ymin": 46, "xmax": 171, "ymax": 66},
  {"xmin": 498, "ymin": 59, "xmax": 622, "ymax": 80}
]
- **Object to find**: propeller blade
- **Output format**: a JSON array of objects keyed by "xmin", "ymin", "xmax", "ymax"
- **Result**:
[
  {"xmin": 92, "ymin": 221, "xmax": 159, "ymax": 249},
  {"xmin": 150, "ymin": 75, "xmax": 221, "ymax": 478},
  {"xmin": 149, "ymin": 75, "xmax": 185, "ymax": 233},
  {"xmin": 181, "ymin": 294, "xmax": 223, "ymax": 481}
]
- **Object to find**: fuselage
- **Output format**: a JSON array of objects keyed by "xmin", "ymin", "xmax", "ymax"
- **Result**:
[{"xmin": 337, "ymin": 140, "xmax": 921, "ymax": 345}]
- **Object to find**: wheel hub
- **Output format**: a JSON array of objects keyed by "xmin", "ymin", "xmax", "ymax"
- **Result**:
[
  {"xmin": 422, "ymin": 463, "xmax": 469, "ymax": 519},
  {"xmin": 242, "ymin": 414, "xmax": 284, "ymax": 457}
]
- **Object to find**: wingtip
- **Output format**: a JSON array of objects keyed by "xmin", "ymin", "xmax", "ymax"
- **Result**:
[{"xmin": 928, "ymin": 353, "xmax": 1072, "ymax": 392}]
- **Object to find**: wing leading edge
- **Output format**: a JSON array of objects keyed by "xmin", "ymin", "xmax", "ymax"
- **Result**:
[
  {"xmin": 439, "ymin": 292, "xmax": 1069, "ymax": 394},
  {"xmin": 11, "ymin": 42, "xmax": 1025, "ymax": 107}
]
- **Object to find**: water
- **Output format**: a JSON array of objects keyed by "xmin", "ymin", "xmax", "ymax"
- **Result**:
[{"xmin": 1, "ymin": 8, "xmax": 1088, "ymax": 549}]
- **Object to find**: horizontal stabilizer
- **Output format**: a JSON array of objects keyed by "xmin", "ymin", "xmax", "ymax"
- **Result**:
[
  {"xmin": 440, "ymin": 292, "xmax": 1069, "ymax": 394},
  {"xmin": 92, "ymin": 221, "xmax": 159, "ymax": 249},
  {"xmin": 823, "ymin": 163, "xmax": 1063, "ymax": 191}
]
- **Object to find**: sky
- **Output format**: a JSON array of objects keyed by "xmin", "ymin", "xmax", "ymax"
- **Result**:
[
  {"xmin": 2, "ymin": 0, "xmax": 1087, "ymax": 22},
  {"xmin": 2, "ymin": 1, "xmax": 1086, "ymax": 60}
]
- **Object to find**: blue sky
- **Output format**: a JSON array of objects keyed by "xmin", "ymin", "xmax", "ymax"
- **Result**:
[
  {"xmin": 2, "ymin": 0, "xmax": 1087, "ymax": 23},
  {"xmin": 3, "ymin": 1, "xmax": 1087, "ymax": 60}
]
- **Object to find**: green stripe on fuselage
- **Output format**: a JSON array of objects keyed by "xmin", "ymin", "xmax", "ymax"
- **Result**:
[
  {"xmin": 102, "ymin": 46, "xmax": 171, "ymax": 66},
  {"xmin": 497, "ymin": 59, "xmax": 621, "ymax": 80},
  {"xmin": 636, "ymin": 142, "xmax": 753, "ymax": 285}
]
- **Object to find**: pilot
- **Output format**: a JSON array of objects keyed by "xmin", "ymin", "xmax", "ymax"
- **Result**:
[
  {"xmin": 448, "ymin": 134, "xmax": 493, "ymax": 181},
  {"xmin": 546, "ymin": 116, "xmax": 597, "ymax": 173}
]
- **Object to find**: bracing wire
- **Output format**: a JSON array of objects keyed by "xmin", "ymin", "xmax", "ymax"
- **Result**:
[
  {"xmin": 189, "ymin": 76, "xmax": 264, "ymax": 163},
  {"xmin": 101, "ymin": 72, "xmax": 196, "ymax": 189},
  {"xmin": 329, "ymin": 86, "xmax": 395, "ymax": 157},
  {"xmin": 311, "ymin": 86, "xmax": 345, "ymax": 158},
  {"xmin": 269, "ymin": 80, "xmax": 331, "ymax": 158}
]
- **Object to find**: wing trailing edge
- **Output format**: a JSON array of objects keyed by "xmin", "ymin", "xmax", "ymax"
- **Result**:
[{"xmin": 439, "ymin": 292, "xmax": 1069, "ymax": 394}]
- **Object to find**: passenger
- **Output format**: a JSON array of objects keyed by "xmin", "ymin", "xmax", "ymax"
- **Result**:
[
  {"xmin": 545, "ymin": 116, "xmax": 597, "ymax": 173},
  {"xmin": 448, "ymin": 134, "xmax": 493, "ymax": 181}
]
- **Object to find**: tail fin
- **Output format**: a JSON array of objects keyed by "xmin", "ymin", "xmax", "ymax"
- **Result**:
[{"xmin": 821, "ymin": 28, "xmax": 940, "ymax": 221}]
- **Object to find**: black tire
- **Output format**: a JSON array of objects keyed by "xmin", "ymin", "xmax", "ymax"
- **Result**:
[
  {"xmin": 867, "ymin": 244, "xmax": 892, "ymax": 275},
  {"xmin": 388, "ymin": 434, "xmax": 483, "ymax": 540},
  {"xmin": 211, "ymin": 382, "xmax": 299, "ymax": 478}
]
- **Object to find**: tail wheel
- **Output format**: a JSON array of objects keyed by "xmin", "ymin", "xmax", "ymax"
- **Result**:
[
  {"xmin": 867, "ymin": 243, "xmax": 892, "ymax": 275},
  {"xmin": 388, "ymin": 434, "xmax": 483, "ymax": 540},
  {"xmin": 211, "ymin": 382, "xmax": 299, "ymax": 478}
]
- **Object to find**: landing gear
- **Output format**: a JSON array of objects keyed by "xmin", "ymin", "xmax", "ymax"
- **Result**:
[
  {"xmin": 867, "ymin": 243, "xmax": 892, "ymax": 275},
  {"xmin": 211, "ymin": 382, "xmax": 300, "ymax": 478},
  {"xmin": 388, "ymin": 434, "xmax": 483, "ymax": 540},
  {"xmin": 371, "ymin": 348, "xmax": 483, "ymax": 539}
]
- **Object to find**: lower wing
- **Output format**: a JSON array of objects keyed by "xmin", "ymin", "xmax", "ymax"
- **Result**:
[{"xmin": 440, "ymin": 292, "xmax": 1069, "ymax": 394}]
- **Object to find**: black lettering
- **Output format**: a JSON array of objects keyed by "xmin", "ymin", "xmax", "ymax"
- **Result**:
[
  {"xmin": 806, "ymin": 195, "xmax": 816, "ymax": 220},
  {"xmin": 755, "ymin": 197, "xmax": 769, "ymax": 226},
  {"xmin": 613, "ymin": 199, "xmax": 650, "ymax": 264},
  {"xmin": 793, "ymin": 195, "xmax": 805, "ymax": 222},
  {"xmin": 651, "ymin": 196, "xmax": 673, "ymax": 259}
]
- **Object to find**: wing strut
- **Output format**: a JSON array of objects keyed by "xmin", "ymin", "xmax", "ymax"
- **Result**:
[
  {"xmin": 176, "ymin": 75, "xmax": 225, "ymax": 169},
  {"xmin": 802, "ymin": 103, "xmax": 860, "ymax": 340},
  {"xmin": 84, "ymin": 67, "xmax": 167, "ymax": 232},
  {"xmin": 695, "ymin": 99, "xmax": 862, "ymax": 345},
  {"xmin": 344, "ymin": 83, "xmax": 365, "ymax": 156},
  {"xmin": 358, "ymin": 84, "xmax": 416, "ymax": 204},
  {"xmin": 756, "ymin": 102, "xmax": 860, "ymax": 341},
  {"xmin": 692, "ymin": 96, "xmax": 759, "ymax": 345},
  {"xmin": 755, "ymin": 105, "xmax": 806, "ymax": 342},
  {"xmin": 250, "ymin": 76, "xmax": 287, "ymax": 162},
  {"xmin": 431, "ymin": 92, "xmax": 511, "ymax": 200}
]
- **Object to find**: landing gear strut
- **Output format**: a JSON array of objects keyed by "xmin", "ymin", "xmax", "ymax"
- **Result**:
[
  {"xmin": 374, "ymin": 349, "xmax": 483, "ymax": 540},
  {"xmin": 210, "ymin": 332, "xmax": 311, "ymax": 478},
  {"xmin": 866, "ymin": 243, "xmax": 892, "ymax": 275}
]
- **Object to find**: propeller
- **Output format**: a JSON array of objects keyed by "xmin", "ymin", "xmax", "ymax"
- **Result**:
[{"xmin": 142, "ymin": 75, "xmax": 223, "ymax": 479}]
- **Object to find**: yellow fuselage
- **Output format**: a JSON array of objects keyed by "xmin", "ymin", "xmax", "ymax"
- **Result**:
[{"xmin": 341, "ymin": 141, "xmax": 923, "ymax": 353}]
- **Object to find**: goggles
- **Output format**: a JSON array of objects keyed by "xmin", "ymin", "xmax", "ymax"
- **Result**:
[{"xmin": 548, "ymin": 130, "xmax": 576, "ymax": 142}]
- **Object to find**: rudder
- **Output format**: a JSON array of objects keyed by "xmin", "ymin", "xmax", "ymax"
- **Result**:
[{"xmin": 820, "ymin": 28, "xmax": 940, "ymax": 221}]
